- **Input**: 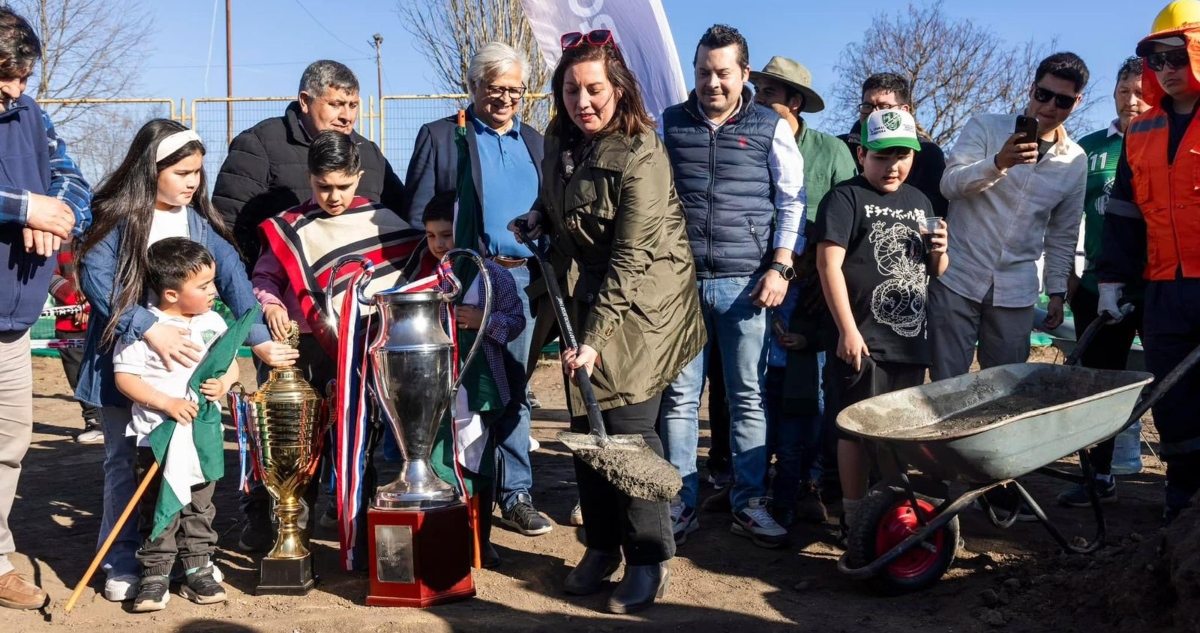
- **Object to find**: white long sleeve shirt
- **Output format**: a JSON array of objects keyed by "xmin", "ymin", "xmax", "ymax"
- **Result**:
[{"xmin": 938, "ymin": 113, "xmax": 1086, "ymax": 308}]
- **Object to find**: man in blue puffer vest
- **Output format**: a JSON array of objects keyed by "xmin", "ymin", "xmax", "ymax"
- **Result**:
[
  {"xmin": 0, "ymin": 6, "xmax": 91, "ymax": 610},
  {"xmin": 658, "ymin": 24, "xmax": 806, "ymax": 550}
]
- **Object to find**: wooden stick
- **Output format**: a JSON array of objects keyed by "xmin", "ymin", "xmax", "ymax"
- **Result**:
[
  {"xmin": 470, "ymin": 492, "xmax": 482, "ymax": 569},
  {"xmin": 64, "ymin": 461, "xmax": 159, "ymax": 613}
]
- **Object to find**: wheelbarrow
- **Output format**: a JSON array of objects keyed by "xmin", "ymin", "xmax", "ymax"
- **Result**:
[{"xmin": 834, "ymin": 314, "xmax": 1200, "ymax": 594}]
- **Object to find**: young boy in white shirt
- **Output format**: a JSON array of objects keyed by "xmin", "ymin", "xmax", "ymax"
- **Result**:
[{"xmin": 113, "ymin": 237, "xmax": 238, "ymax": 612}]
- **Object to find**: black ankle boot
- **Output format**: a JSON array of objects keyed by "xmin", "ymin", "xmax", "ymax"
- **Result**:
[
  {"xmin": 563, "ymin": 548, "xmax": 621, "ymax": 595},
  {"xmin": 608, "ymin": 562, "xmax": 669, "ymax": 614}
]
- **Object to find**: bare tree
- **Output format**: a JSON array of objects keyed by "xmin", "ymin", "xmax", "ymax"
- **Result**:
[
  {"xmin": 832, "ymin": 1, "xmax": 1096, "ymax": 146},
  {"xmin": 397, "ymin": 0, "xmax": 550, "ymax": 127}
]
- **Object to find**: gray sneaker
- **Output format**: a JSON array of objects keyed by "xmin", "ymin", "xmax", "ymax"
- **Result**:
[{"xmin": 500, "ymin": 495, "xmax": 553, "ymax": 536}]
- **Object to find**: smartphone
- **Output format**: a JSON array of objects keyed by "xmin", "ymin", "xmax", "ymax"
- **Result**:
[{"xmin": 1014, "ymin": 115, "xmax": 1039, "ymax": 145}]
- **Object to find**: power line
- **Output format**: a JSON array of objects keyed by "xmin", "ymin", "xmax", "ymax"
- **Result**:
[
  {"xmin": 148, "ymin": 57, "xmax": 374, "ymax": 70},
  {"xmin": 292, "ymin": 0, "xmax": 373, "ymax": 57}
]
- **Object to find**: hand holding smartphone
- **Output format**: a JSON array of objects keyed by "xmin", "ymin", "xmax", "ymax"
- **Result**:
[{"xmin": 994, "ymin": 115, "xmax": 1041, "ymax": 170}]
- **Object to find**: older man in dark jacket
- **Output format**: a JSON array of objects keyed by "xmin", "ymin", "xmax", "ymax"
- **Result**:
[
  {"xmin": 213, "ymin": 60, "xmax": 405, "ymax": 267},
  {"xmin": 212, "ymin": 60, "xmax": 404, "ymax": 553},
  {"xmin": 403, "ymin": 42, "xmax": 549, "ymax": 542}
]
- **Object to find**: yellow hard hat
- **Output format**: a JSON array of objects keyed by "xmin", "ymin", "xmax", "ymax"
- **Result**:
[{"xmin": 1138, "ymin": 2, "xmax": 1200, "ymax": 56}]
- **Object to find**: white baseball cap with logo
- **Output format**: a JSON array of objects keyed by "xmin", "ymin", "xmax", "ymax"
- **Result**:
[{"xmin": 860, "ymin": 109, "xmax": 922, "ymax": 152}]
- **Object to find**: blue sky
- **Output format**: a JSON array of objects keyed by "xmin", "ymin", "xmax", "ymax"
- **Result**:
[{"xmin": 137, "ymin": 0, "xmax": 1147, "ymax": 136}]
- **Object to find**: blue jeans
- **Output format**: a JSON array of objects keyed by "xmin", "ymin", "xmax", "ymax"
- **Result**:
[
  {"xmin": 98, "ymin": 405, "xmax": 140, "ymax": 578},
  {"xmin": 658, "ymin": 352, "xmax": 703, "ymax": 509},
  {"xmin": 496, "ymin": 263, "xmax": 535, "ymax": 510},
  {"xmin": 659, "ymin": 274, "xmax": 770, "ymax": 513},
  {"xmin": 765, "ymin": 366, "xmax": 824, "ymax": 507}
]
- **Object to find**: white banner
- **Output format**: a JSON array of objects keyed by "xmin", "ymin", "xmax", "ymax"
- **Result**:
[{"xmin": 520, "ymin": 0, "xmax": 687, "ymax": 120}]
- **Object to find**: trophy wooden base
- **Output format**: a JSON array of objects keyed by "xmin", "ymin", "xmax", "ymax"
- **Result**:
[
  {"xmin": 366, "ymin": 504, "xmax": 475, "ymax": 608},
  {"xmin": 257, "ymin": 555, "xmax": 316, "ymax": 596}
]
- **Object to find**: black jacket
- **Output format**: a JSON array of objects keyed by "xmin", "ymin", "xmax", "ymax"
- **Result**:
[
  {"xmin": 402, "ymin": 111, "xmax": 544, "ymax": 227},
  {"xmin": 212, "ymin": 101, "xmax": 405, "ymax": 265}
]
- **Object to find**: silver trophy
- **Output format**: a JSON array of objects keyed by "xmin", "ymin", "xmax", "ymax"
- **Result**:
[{"xmin": 329, "ymin": 249, "xmax": 492, "ymax": 510}]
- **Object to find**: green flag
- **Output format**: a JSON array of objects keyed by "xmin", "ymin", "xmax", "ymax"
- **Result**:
[{"xmin": 146, "ymin": 305, "xmax": 261, "ymax": 539}]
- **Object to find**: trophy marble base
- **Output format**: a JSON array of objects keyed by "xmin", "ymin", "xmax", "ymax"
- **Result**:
[
  {"xmin": 367, "ymin": 504, "xmax": 475, "ymax": 608},
  {"xmin": 257, "ymin": 556, "xmax": 316, "ymax": 596}
]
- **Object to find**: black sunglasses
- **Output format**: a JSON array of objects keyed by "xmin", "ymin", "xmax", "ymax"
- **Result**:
[
  {"xmin": 1032, "ymin": 85, "xmax": 1079, "ymax": 110},
  {"xmin": 561, "ymin": 29, "xmax": 616, "ymax": 51},
  {"xmin": 1146, "ymin": 49, "xmax": 1191, "ymax": 72}
]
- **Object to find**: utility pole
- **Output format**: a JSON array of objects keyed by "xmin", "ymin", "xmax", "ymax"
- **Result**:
[
  {"xmin": 226, "ymin": 0, "xmax": 234, "ymax": 144},
  {"xmin": 372, "ymin": 33, "xmax": 383, "ymax": 142}
]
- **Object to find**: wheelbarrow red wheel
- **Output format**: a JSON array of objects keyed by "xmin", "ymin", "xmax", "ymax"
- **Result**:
[{"xmin": 846, "ymin": 484, "xmax": 960, "ymax": 594}]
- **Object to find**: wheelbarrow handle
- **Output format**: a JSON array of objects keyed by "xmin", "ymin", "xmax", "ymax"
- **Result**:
[
  {"xmin": 1123, "ymin": 336, "xmax": 1200, "ymax": 432},
  {"xmin": 1063, "ymin": 302, "xmax": 1136, "ymax": 367},
  {"xmin": 515, "ymin": 220, "xmax": 609, "ymax": 443}
]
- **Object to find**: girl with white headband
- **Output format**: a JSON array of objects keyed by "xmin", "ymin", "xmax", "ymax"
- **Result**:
[{"xmin": 73, "ymin": 119, "xmax": 299, "ymax": 604}]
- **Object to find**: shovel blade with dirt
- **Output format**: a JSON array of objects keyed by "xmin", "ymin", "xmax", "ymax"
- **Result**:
[{"xmin": 517, "ymin": 221, "xmax": 681, "ymax": 502}]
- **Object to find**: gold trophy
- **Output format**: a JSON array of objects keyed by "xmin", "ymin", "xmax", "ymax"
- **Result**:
[{"xmin": 230, "ymin": 322, "xmax": 328, "ymax": 595}]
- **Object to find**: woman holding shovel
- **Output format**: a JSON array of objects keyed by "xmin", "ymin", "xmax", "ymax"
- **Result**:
[{"xmin": 509, "ymin": 31, "xmax": 704, "ymax": 614}]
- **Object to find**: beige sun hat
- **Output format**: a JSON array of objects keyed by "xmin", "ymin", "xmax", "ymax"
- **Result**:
[{"xmin": 749, "ymin": 56, "xmax": 825, "ymax": 113}]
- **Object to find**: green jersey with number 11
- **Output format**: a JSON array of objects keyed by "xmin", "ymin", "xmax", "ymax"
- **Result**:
[{"xmin": 1078, "ymin": 123, "xmax": 1126, "ymax": 295}]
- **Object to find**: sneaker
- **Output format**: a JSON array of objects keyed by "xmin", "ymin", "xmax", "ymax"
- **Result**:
[
  {"xmin": 569, "ymin": 500, "xmax": 584, "ymax": 526},
  {"xmin": 239, "ymin": 513, "xmax": 274, "ymax": 552},
  {"xmin": 169, "ymin": 561, "xmax": 225, "ymax": 585},
  {"xmin": 75, "ymin": 420, "xmax": 103, "ymax": 444},
  {"xmin": 132, "ymin": 575, "xmax": 170, "ymax": 613},
  {"xmin": 103, "ymin": 573, "xmax": 139, "ymax": 602},
  {"xmin": 179, "ymin": 566, "xmax": 227, "ymax": 605},
  {"xmin": 731, "ymin": 497, "xmax": 788, "ymax": 548},
  {"xmin": 796, "ymin": 481, "xmax": 829, "ymax": 524},
  {"xmin": 0, "ymin": 570, "xmax": 47, "ymax": 610},
  {"xmin": 529, "ymin": 437, "xmax": 541, "ymax": 452},
  {"xmin": 1057, "ymin": 479, "xmax": 1117, "ymax": 508},
  {"xmin": 670, "ymin": 500, "xmax": 700, "ymax": 546},
  {"xmin": 500, "ymin": 495, "xmax": 553, "ymax": 536},
  {"xmin": 527, "ymin": 388, "xmax": 542, "ymax": 409},
  {"xmin": 707, "ymin": 467, "xmax": 732, "ymax": 490},
  {"xmin": 769, "ymin": 504, "xmax": 795, "ymax": 529}
]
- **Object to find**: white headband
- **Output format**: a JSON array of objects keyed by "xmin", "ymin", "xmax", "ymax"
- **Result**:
[{"xmin": 156, "ymin": 129, "xmax": 203, "ymax": 162}]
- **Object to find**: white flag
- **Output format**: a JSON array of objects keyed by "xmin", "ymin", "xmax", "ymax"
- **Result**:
[{"xmin": 520, "ymin": 0, "xmax": 687, "ymax": 120}]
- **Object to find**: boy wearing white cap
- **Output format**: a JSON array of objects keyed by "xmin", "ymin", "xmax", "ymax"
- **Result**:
[{"xmin": 813, "ymin": 109, "xmax": 949, "ymax": 540}]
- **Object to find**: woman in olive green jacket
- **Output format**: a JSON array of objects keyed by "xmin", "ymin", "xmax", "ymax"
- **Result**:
[{"xmin": 510, "ymin": 34, "xmax": 704, "ymax": 614}]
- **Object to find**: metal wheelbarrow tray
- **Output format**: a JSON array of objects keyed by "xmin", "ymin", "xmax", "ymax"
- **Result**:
[{"xmin": 838, "ymin": 363, "xmax": 1154, "ymax": 483}]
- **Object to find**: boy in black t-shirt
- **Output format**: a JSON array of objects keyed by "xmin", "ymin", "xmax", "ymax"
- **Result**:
[{"xmin": 813, "ymin": 109, "xmax": 949, "ymax": 541}]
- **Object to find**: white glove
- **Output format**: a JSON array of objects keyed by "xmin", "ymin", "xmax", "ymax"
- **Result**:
[{"xmin": 1098, "ymin": 282, "xmax": 1125, "ymax": 323}]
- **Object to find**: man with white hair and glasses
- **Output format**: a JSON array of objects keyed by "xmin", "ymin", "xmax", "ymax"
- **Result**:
[{"xmin": 404, "ymin": 42, "xmax": 550, "ymax": 549}]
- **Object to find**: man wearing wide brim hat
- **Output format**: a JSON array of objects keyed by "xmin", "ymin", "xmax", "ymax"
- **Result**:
[
  {"xmin": 745, "ymin": 56, "xmax": 857, "ymax": 529},
  {"xmin": 750, "ymin": 56, "xmax": 856, "ymax": 220}
]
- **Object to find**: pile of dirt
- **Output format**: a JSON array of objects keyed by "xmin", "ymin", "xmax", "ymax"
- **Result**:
[{"xmin": 1003, "ymin": 493, "xmax": 1200, "ymax": 632}]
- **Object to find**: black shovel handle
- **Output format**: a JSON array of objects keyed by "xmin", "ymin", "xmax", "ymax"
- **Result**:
[{"xmin": 515, "ymin": 220, "xmax": 609, "ymax": 443}]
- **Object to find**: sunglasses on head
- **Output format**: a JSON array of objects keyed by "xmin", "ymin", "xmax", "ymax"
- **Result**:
[
  {"xmin": 561, "ymin": 29, "xmax": 616, "ymax": 50},
  {"xmin": 1032, "ymin": 85, "xmax": 1079, "ymax": 110},
  {"xmin": 1146, "ymin": 49, "xmax": 1191, "ymax": 72}
]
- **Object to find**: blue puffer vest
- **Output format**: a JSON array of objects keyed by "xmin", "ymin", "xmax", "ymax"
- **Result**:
[
  {"xmin": 0, "ymin": 95, "xmax": 52, "ymax": 333},
  {"xmin": 662, "ymin": 88, "xmax": 779, "ymax": 279}
]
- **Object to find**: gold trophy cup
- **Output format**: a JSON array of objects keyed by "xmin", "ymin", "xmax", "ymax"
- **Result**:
[{"xmin": 230, "ymin": 322, "xmax": 328, "ymax": 595}]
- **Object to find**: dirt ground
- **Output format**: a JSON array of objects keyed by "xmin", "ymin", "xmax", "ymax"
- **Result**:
[{"xmin": 5, "ymin": 348, "xmax": 1175, "ymax": 632}]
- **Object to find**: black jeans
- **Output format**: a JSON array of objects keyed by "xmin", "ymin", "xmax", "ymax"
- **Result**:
[
  {"xmin": 135, "ymin": 447, "xmax": 217, "ymax": 576},
  {"xmin": 573, "ymin": 393, "xmax": 675, "ymax": 566},
  {"xmin": 1069, "ymin": 286, "xmax": 1144, "ymax": 475},
  {"xmin": 56, "ymin": 329, "xmax": 101, "ymax": 424}
]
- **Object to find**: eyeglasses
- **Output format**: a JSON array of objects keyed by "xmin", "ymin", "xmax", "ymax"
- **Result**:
[
  {"xmin": 1032, "ymin": 85, "xmax": 1079, "ymax": 110},
  {"xmin": 485, "ymin": 85, "xmax": 527, "ymax": 101},
  {"xmin": 1146, "ymin": 49, "xmax": 1191, "ymax": 72},
  {"xmin": 561, "ymin": 29, "xmax": 616, "ymax": 50},
  {"xmin": 858, "ymin": 102, "xmax": 901, "ymax": 115}
]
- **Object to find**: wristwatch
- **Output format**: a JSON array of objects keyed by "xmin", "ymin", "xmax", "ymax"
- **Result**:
[
  {"xmin": 1048, "ymin": 292, "xmax": 1066, "ymax": 300},
  {"xmin": 768, "ymin": 262, "xmax": 796, "ymax": 281}
]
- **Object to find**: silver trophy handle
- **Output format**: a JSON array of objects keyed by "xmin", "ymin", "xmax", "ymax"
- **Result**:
[
  {"xmin": 440, "ymin": 247, "xmax": 493, "ymax": 396},
  {"xmin": 324, "ymin": 255, "xmax": 376, "ymax": 333}
]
